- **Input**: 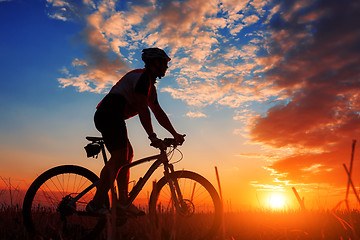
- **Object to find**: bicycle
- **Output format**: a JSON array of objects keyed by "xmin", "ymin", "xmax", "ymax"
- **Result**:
[{"xmin": 23, "ymin": 136, "xmax": 222, "ymax": 240}]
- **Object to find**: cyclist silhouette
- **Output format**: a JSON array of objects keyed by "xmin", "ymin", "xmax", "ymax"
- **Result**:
[{"xmin": 87, "ymin": 48, "xmax": 185, "ymax": 215}]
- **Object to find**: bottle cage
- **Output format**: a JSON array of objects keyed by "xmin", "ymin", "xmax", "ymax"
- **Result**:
[{"xmin": 84, "ymin": 143, "xmax": 101, "ymax": 158}]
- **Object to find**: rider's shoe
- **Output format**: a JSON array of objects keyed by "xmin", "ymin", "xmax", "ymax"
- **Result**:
[
  {"xmin": 86, "ymin": 200, "xmax": 109, "ymax": 215},
  {"xmin": 115, "ymin": 203, "xmax": 145, "ymax": 217}
]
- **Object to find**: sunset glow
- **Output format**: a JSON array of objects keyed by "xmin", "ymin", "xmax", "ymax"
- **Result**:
[
  {"xmin": 1, "ymin": 0, "xmax": 360, "ymax": 211},
  {"xmin": 268, "ymin": 193, "xmax": 286, "ymax": 210}
]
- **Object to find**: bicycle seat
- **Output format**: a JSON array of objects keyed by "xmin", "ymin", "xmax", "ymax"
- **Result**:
[{"xmin": 86, "ymin": 136, "xmax": 103, "ymax": 142}]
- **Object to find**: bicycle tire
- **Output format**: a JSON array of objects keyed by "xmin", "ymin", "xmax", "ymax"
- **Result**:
[
  {"xmin": 149, "ymin": 170, "xmax": 222, "ymax": 240},
  {"xmin": 23, "ymin": 165, "xmax": 108, "ymax": 240}
]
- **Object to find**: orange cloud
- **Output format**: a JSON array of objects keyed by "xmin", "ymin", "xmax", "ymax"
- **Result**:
[{"xmin": 250, "ymin": 0, "xmax": 360, "ymax": 187}]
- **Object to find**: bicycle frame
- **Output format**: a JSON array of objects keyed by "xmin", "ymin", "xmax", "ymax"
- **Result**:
[
  {"xmin": 23, "ymin": 136, "xmax": 222, "ymax": 240},
  {"xmin": 119, "ymin": 151, "xmax": 168, "ymax": 208},
  {"xmin": 70, "ymin": 144, "xmax": 185, "ymax": 213}
]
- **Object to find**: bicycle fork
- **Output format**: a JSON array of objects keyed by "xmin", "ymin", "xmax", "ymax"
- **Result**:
[{"xmin": 163, "ymin": 163, "xmax": 190, "ymax": 215}]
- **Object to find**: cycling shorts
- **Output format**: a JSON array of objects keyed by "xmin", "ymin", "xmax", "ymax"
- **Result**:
[{"xmin": 94, "ymin": 94, "xmax": 128, "ymax": 152}]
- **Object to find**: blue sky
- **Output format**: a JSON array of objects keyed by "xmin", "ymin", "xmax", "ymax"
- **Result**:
[{"xmin": 1, "ymin": 0, "xmax": 360, "ymax": 209}]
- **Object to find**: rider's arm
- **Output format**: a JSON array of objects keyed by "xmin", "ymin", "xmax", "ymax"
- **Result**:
[
  {"xmin": 148, "ymin": 87, "xmax": 185, "ymax": 145},
  {"xmin": 134, "ymin": 94, "xmax": 165, "ymax": 149},
  {"xmin": 133, "ymin": 93, "xmax": 155, "ymax": 137},
  {"xmin": 147, "ymin": 85, "xmax": 178, "ymax": 137},
  {"xmin": 148, "ymin": 91, "xmax": 185, "ymax": 145},
  {"xmin": 132, "ymin": 72, "xmax": 156, "ymax": 137},
  {"xmin": 149, "ymin": 101, "xmax": 178, "ymax": 136},
  {"xmin": 150, "ymin": 101, "xmax": 185, "ymax": 145}
]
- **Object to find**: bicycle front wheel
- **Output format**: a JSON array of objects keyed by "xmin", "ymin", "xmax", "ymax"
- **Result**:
[
  {"xmin": 149, "ymin": 170, "xmax": 222, "ymax": 240},
  {"xmin": 23, "ymin": 165, "xmax": 108, "ymax": 240}
]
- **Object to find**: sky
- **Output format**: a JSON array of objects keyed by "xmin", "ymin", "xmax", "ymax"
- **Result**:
[{"xmin": 0, "ymin": 0, "xmax": 360, "ymax": 210}]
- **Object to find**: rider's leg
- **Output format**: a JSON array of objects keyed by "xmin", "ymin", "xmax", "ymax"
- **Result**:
[
  {"xmin": 91, "ymin": 96, "xmax": 128, "ymax": 209},
  {"xmin": 116, "ymin": 140, "xmax": 133, "ymax": 204},
  {"xmin": 92, "ymin": 147, "xmax": 128, "ymax": 206},
  {"xmin": 115, "ymin": 141, "xmax": 145, "ymax": 216}
]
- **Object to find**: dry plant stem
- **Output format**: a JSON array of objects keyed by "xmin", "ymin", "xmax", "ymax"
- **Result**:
[
  {"xmin": 330, "ymin": 141, "xmax": 359, "ymax": 240},
  {"xmin": 215, "ymin": 167, "xmax": 223, "ymax": 201},
  {"xmin": 343, "ymin": 164, "xmax": 360, "ymax": 205},
  {"xmin": 343, "ymin": 164, "xmax": 360, "ymax": 239},
  {"xmin": 0, "ymin": 177, "xmax": 19, "ymax": 207},
  {"xmin": 292, "ymin": 187, "xmax": 306, "ymax": 211},
  {"xmin": 343, "ymin": 163, "xmax": 360, "ymax": 240},
  {"xmin": 345, "ymin": 140, "xmax": 356, "ymax": 202},
  {"xmin": 330, "ymin": 211, "xmax": 353, "ymax": 231}
]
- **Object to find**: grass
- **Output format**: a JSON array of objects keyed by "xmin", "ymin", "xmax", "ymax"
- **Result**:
[
  {"xmin": 0, "ymin": 204, "xmax": 28, "ymax": 240},
  {"xmin": 224, "ymin": 210, "xmax": 360, "ymax": 239},
  {"xmin": 1, "ymin": 203, "xmax": 360, "ymax": 240}
]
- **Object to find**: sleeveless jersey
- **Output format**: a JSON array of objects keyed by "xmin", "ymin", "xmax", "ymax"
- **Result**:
[{"xmin": 98, "ymin": 69, "xmax": 157, "ymax": 119}]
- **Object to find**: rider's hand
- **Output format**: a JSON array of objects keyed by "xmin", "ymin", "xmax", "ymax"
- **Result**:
[
  {"xmin": 149, "ymin": 133, "xmax": 166, "ymax": 150},
  {"xmin": 173, "ymin": 133, "xmax": 185, "ymax": 146},
  {"xmin": 151, "ymin": 138, "xmax": 166, "ymax": 150}
]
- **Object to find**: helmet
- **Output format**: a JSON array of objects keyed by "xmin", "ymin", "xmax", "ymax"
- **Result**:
[{"xmin": 142, "ymin": 48, "xmax": 171, "ymax": 63}]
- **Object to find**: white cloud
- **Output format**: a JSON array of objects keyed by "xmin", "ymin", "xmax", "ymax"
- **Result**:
[
  {"xmin": 230, "ymin": 24, "xmax": 245, "ymax": 35},
  {"xmin": 72, "ymin": 58, "xmax": 88, "ymax": 67},
  {"xmin": 49, "ymin": 0, "xmax": 280, "ymax": 110},
  {"xmin": 186, "ymin": 111, "xmax": 207, "ymax": 118},
  {"xmin": 243, "ymin": 14, "xmax": 260, "ymax": 25},
  {"xmin": 48, "ymin": 12, "xmax": 68, "ymax": 21}
]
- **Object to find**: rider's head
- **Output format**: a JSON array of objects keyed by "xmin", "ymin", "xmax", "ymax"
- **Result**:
[{"xmin": 142, "ymin": 48, "xmax": 171, "ymax": 79}]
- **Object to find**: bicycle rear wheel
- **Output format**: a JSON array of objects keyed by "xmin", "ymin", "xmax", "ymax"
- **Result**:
[
  {"xmin": 149, "ymin": 170, "xmax": 222, "ymax": 240},
  {"xmin": 23, "ymin": 165, "xmax": 108, "ymax": 240}
]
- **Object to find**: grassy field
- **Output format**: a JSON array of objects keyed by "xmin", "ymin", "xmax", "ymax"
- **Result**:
[
  {"xmin": 224, "ymin": 210, "xmax": 360, "ymax": 239},
  {"xmin": 1, "ymin": 203, "xmax": 360, "ymax": 240}
]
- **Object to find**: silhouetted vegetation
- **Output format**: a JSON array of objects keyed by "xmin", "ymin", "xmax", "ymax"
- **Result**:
[{"xmin": 2, "ymin": 202, "xmax": 360, "ymax": 239}]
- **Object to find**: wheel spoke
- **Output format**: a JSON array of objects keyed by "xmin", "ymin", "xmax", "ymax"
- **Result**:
[
  {"xmin": 23, "ymin": 165, "xmax": 107, "ymax": 239},
  {"xmin": 149, "ymin": 171, "xmax": 221, "ymax": 240}
]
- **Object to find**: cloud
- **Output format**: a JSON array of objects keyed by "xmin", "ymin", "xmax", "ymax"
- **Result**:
[
  {"xmin": 249, "ymin": 0, "xmax": 360, "ymax": 186},
  {"xmin": 51, "ymin": 0, "xmax": 233, "ymax": 91},
  {"xmin": 235, "ymin": 152, "xmax": 276, "ymax": 160},
  {"xmin": 45, "ymin": 0, "xmax": 90, "ymax": 22},
  {"xmin": 58, "ymin": 47, "xmax": 129, "ymax": 93},
  {"xmin": 186, "ymin": 111, "xmax": 207, "ymax": 118},
  {"xmin": 53, "ymin": 1, "xmax": 130, "ymax": 92},
  {"xmin": 49, "ymin": 0, "xmax": 276, "ymax": 100},
  {"xmin": 46, "ymin": 0, "xmax": 360, "ymax": 190}
]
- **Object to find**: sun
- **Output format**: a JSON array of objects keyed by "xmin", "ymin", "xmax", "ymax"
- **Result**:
[{"xmin": 268, "ymin": 193, "xmax": 286, "ymax": 210}]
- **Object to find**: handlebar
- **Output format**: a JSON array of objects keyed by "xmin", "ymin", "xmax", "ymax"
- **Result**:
[
  {"xmin": 150, "ymin": 136, "xmax": 185, "ymax": 150},
  {"xmin": 86, "ymin": 135, "xmax": 184, "ymax": 150},
  {"xmin": 163, "ymin": 138, "xmax": 181, "ymax": 147}
]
